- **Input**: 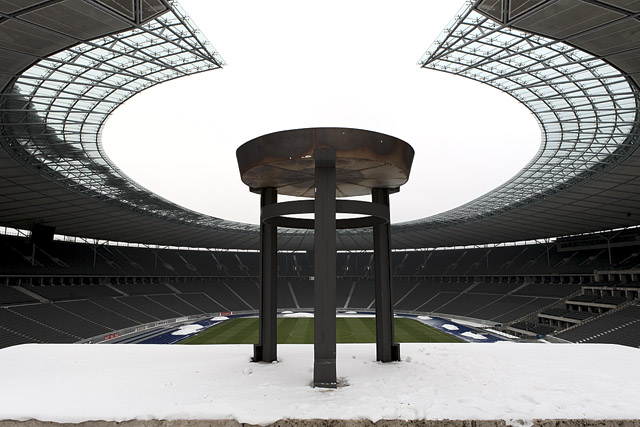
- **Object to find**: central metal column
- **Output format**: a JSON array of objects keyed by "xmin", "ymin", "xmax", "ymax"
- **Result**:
[
  {"xmin": 313, "ymin": 147, "xmax": 337, "ymax": 388},
  {"xmin": 372, "ymin": 187, "xmax": 400, "ymax": 362},
  {"xmin": 253, "ymin": 187, "xmax": 278, "ymax": 363}
]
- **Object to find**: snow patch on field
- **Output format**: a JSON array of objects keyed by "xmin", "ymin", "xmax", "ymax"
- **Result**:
[
  {"xmin": 487, "ymin": 328, "xmax": 518, "ymax": 339},
  {"xmin": 283, "ymin": 312, "xmax": 314, "ymax": 318},
  {"xmin": 442, "ymin": 324, "xmax": 459, "ymax": 331},
  {"xmin": 338, "ymin": 313, "xmax": 375, "ymax": 318},
  {"xmin": 461, "ymin": 331, "xmax": 487, "ymax": 340},
  {"xmin": 211, "ymin": 316, "xmax": 229, "ymax": 321},
  {"xmin": 454, "ymin": 319, "xmax": 489, "ymax": 328},
  {"xmin": 171, "ymin": 324, "xmax": 203, "ymax": 336},
  {"xmin": 1, "ymin": 343, "xmax": 639, "ymax": 424}
]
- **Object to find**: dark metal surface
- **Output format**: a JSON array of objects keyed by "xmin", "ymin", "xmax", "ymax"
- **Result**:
[
  {"xmin": 261, "ymin": 200, "xmax": 390, "ymax": 229},
  {"xmin": 237, "ymin": 128, "xmax": 414, "ymax": 198},
  {"xmin": 372, "ymin": 188, "xmax": 400, "ymax": 362},
  {"xmin": 240, "ymin": 131, "xmax": 409, "ymax": 383},
  {"xmin": 253, "ymin": 187, "xmax": 278, "ymax": 363},
  {"xmin": 313, "ymin": 147, "xmax": 337, "ymax": 388}
]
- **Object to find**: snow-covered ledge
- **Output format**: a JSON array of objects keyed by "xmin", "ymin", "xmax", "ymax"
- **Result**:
[
  {"xmin": 1, "ymin": 420, "xmax": 639, "ymax": 427},
  {"xmin": 1, "ymin": 343, "xmax": 638, "ymax": 424}
]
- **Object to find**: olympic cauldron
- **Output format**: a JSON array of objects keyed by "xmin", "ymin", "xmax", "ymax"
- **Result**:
[{"xmin": 237, "ymin": 127, "xmax": 414, "ymax": 388}]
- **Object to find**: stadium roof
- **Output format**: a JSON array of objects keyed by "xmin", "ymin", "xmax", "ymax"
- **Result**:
[{"xmin": 1, "ymin": 0, "xmax": 640, "ymax": 250}]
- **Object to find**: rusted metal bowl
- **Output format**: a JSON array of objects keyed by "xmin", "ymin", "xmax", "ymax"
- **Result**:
[{"xmin": 236, "ymin": 128, "xmax": 414, "ymax": 197}]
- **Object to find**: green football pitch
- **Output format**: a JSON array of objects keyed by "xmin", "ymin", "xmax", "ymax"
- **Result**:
[{"xmin": 179, "ymin": 317, "xmax": 464, "ymax": 344}]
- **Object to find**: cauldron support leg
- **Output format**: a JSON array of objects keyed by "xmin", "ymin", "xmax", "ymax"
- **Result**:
[
  {"xmin": 253, "ymin": 187, "xmax": 278, "ymax": 362},
  {"xmin": 313, "ymin": 148, "xmax": 337, "ymax": 388},
  {"xmin": 373, "ymin": 187, "xmax": 400, "ymax": 362}
]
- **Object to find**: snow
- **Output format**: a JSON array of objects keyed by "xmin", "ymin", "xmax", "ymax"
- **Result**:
[
  {"xmin": 442, "ymin": 324, "xmax": 459, "ymax": 331},
  {"xmin": 284, "ymin": 312, "xmax": 377, "ymax": 318},
  {"xmin": 486, "ymin": 328, "xmax": 518, "ymax": 339},
  {"xmin": 338, "ymin": 313, "xmax": 375, "ymax": 318},
  {"xmin": 171, "ymin": 324, "xmax": 204, "ymax": 336},
  {"xmin": 461, "ymin": 331, "xmax": 487, "ymax": 340},
  {"xmin": 211, "ymin": 316, "xmax": 229, "ymax": 321},
  {"xmin": 453, "ymin": 319, "xmax": 488, "ymax": 328},
  {"xmin": 417, "ymin": 315, "xmax": 432, "ymax": 320},
  {"xmin": 283, "ymin": 312, "xmax": 314, "ymax": 318},
  {"xmin": 1, "ymin": 343, "xmax": 639, "ymax": 424}
]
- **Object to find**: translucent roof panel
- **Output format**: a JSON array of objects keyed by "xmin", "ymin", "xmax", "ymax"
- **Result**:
[
  {"xmin": 2, "ymin": 0, "xmax": 640, "ymax": 250},
  {"xmin": 411, "ymin": 0, "xmax": 640, "ymax": 228},
  {"xmin": 0, "ymin": 1, "xmax": 255, "ymax": 234}
]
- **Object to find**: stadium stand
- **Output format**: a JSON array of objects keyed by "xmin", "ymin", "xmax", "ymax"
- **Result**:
[
  {"xmin": 469, "ymin": 295, "xmax": 550, "ymax": 322},
  {"xmin": 0, "ymin": 306, "xmax": 78, "ymax": 343},
  {"xmin": 10, "ymin": 303, "xmax": 110, "ymax": 338},
  {"xmin": 0, "ymin": 327, "xmax": 33, "ymax": 348},
  {"xmin": 513, "ymin": 283, "xmax": 582, "ymax": 298},
  {"xmin": 0, "ymin": 286, "xmax": 37, "ymax": 305},
  {"xmin": 292, "ymin": 279, "xmax": 314, "ymax": 308},
  {"xmin": 176, "ymin": 293, "xmax": 227, "ymax": 313},
  {"xmin": 277, "ymin": 280, "xmax": 298, "ymax": 310},
  {"xmin": 510, "ymin": 322, "xmax": 556, "ymax": 336},
  {"xmin": 57, "ymin": 300, "xmax": 136, "ymax": 331},
  {"xmin": 3, "ymin": 0, "xmax": 640, "ymax": 358},
  {"xmin": 343, "ymin": 280, "xmax": 375, "ymax": 310},
  {"xmin": 22, "ymin": 284, "xmax": 119, "ymax": 300},
  {"xmin": 2, "ymin": 231, "xmax": 640, "ymax": 348},
  {"xmin": 555, "ymin": 304, "xmax": 640, "ymax": 347},
  {"xmin": 87, "ymin": 297, "xmax": 158, "ymax": 324}
]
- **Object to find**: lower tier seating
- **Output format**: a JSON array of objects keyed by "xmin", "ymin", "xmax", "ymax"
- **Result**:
[
  {"xmin": 555, "ymin": 304, "xmax": 640, "ymax": 347},
  {"xmin": 1, "ymin": 276, "xmax": 637, "ymax": 349}
]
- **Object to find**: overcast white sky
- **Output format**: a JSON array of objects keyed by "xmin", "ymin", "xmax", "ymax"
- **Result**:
[{"xmin": 101, "ymin": 0, "xmax": 540, "ymax": 225}]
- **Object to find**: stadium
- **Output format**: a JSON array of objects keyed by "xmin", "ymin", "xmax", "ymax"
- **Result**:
[{"xmin": 1, "ymin": 0, "xmax": 640, "ymax": 424}]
